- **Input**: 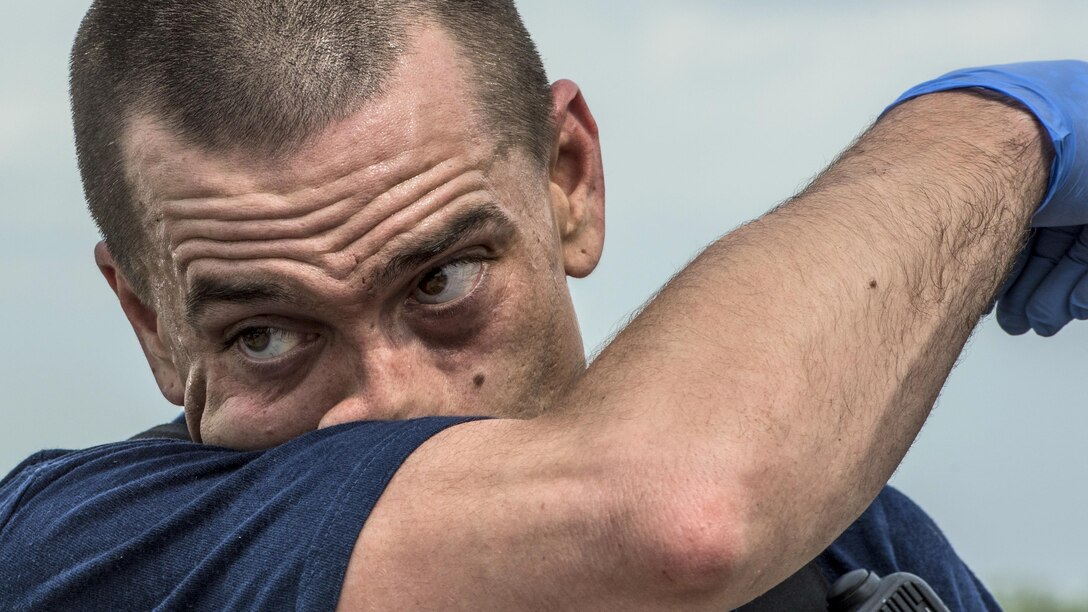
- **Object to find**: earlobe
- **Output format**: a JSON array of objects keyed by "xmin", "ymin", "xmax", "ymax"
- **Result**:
[
  {"xmin": 548, "ymin": 79, "xmax": 606, "ymax": 279},
  {"xmin": 95, "ymin": 242, "xmax": 185, "ymax": 406}
]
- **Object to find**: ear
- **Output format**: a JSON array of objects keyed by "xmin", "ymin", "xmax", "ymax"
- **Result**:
[
  {"xmin": 95, "ymin": 242, "xmax": 185, "ymax": 406},
  {"xmin": 548, "ymin": 79, "xmax": 605, "ymax": 278}
]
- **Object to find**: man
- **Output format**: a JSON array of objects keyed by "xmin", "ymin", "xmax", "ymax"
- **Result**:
[{"xmin": 3, "ymin": 0, "xmax": 1086, "ymax": 609}]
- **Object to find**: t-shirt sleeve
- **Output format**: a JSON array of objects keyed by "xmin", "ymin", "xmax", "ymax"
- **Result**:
[
  {"xmin": 0, "ymin": 416, "xmax": 477, "ymax": 611},
  {"xmin": 816, "ymin": 486, "xmax": 1003, "ymax": 611}
]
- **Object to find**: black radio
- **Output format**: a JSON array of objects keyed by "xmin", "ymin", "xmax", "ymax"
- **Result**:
[{"xmin": 827, "ymin": 569, "xmax": 950, "ymax": 612}]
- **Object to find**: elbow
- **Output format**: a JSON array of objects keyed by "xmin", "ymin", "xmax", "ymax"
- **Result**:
[{"xmin": 636, "ymin": 489, "xmax": 752, "ymax": 601}]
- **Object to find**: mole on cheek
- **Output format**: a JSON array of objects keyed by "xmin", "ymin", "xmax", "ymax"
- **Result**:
[{"xmin": 473, "ymin": 374, "xmax": 485, "ymax": 388}]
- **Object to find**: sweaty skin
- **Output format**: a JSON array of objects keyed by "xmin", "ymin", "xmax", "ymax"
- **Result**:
[
  {"xmin": 100, "ymin": 24, "xmax": 1049, "ymax": 612},
  {"xmin": 103, "ymin": 27, "xmax": 603, "ymax": 449}
]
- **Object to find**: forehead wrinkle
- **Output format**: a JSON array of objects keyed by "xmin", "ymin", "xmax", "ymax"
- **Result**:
[
  {"xmin": 158, "ymin": 145, "xmax": 425, "ymax": 223},
  {"xmin": 165, "ymin": 193, "xmax": 366, "ymax": 248},
  {"xmin": 170, "ymin": 161, "xmax": 495, "ymax": 282},
  {"xmin": 165, "ymin": 153, "xmax": 483, "ymax": 250},
  {"xmin": 317, "ymin": 166, "xmax": 492, "ymax": 274},
  {"xmin": 171, "ymin": 172, "xmax": 492, "ymax": 282},
  {"xmin": 327, "ymin": 171, "xmax": 499, "ymax": 283}
]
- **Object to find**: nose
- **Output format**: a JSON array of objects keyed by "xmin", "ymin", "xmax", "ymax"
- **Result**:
[{"xmin": 316, "ymin": 346, "xmax": 447, "ymax": 429}]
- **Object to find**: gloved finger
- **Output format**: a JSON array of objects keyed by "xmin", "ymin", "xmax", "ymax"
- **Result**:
[
  {"xmin": 1071, "ymin": 274, "xmax": 1088, "ymax": 319},
  {"xmin": 1066, "ymin": 232, "xmax": 1088, "ymax": 319},
  {"xmin": 1024, "ymin": 226, "xmax": 1088, "ymax": 335},
  {"xmin": 996, "ymin": 227, "xmax": 1080, "ymax": 334},
  {"xmin": 986, "ymin": 234, "xmax": 1034, "ymax": 315}
]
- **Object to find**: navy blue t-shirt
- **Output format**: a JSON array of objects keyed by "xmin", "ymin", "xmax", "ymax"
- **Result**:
[{"xmin": 0, "ymin": 418, "xmax": 1000, "ymax": 610}]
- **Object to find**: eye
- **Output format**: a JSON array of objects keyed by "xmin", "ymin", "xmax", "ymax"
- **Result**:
[
  {"xmin": 412, "ymin": 259, "xmax": 483, "ymax": 305},
  {"xmin": 235, "ymin": 327, "xmax": 304, "ymax": 361}
]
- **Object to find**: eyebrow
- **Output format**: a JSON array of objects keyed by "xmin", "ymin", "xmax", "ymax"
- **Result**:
[
  {"xmin": 183, "ymin": 203, "xmax": 515, "ymax": 326},
  {"xmin": 185, "ymin": 278, "xmax": 299, "ymax": 327},
  {"xmin": 376, "ymin": 202, "xmax": 516, "ymax": 287}
]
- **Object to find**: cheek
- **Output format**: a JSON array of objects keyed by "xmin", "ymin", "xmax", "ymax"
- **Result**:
[{"xmin": 455, "ymin": 273, "xmax": 583, "ymax": 418}]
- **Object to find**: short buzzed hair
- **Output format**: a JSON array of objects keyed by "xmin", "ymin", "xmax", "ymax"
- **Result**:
[{"xmin": 70, "ymin": 0, "xmax": 552, "ymax": 300}]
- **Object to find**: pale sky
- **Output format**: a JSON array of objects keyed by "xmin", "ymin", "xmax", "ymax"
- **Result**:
[{"xmin": 2, "ymin": 0, "xmax": 1086, "ymax": 597}]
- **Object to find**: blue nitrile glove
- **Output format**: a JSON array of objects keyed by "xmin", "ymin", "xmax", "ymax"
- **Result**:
[{"xmin": 887, "ymin": 61, "xmax": 1088, "ymax": 335}]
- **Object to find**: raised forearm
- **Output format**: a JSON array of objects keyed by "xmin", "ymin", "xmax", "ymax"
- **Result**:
[{"xmin": 558, "ymin": 91, "xmax": 1050, "ymax": 604}]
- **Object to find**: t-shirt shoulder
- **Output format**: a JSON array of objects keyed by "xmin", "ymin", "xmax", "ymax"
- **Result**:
[{"xmin": 0, "ymin": 416, "xmax": 480, "ymax": 611}]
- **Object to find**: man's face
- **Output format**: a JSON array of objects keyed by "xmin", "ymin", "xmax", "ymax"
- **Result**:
[{"xmin": 114, "ymin": 27, "xmax": 602, "ymax": 449}]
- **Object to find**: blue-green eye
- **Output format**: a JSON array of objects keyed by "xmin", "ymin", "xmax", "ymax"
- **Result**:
[
  {"xmin": 413, "ymin": 259, "xmax": 483, "ymax": 305},
  {"xmin": 236, "ymin": 327, "xmax": 303, "ymax": 360}
]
